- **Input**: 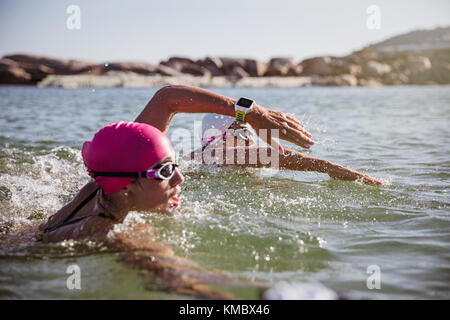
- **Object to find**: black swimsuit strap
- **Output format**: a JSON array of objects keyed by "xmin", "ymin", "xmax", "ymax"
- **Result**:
[{"xmin": 43, "ymin": 187, "xmax": 109, "ymax": 234}]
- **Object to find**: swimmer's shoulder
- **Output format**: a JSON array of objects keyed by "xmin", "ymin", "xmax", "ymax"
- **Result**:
[{"xmin": 40, "ymin": 181, "xmax": 99, "ymax": 231}]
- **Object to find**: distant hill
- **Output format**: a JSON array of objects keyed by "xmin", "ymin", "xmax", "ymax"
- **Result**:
[{"xmin": 367, "ymin": 26, "xmax": 450, "ymax": 52}]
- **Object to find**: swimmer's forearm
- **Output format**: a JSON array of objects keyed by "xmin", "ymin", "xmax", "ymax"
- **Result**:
[
  {"xmin": 279, "ymin": 149, "xmax": 331, "ymax": 173},
  {"xmin": 165, "ymin": 85, "xmax": 236, "ymax": 116},
  {"xmin": 213, "ymin": 147, "xmax": 329, "ymax": 171},
  {"xmin": 280, "ymin": 149, "xmax": 382, "ymax": 184},
  {"xmin": 215, "ymin": 147, "xmax": 334, "ymax": 171},
  {"xmin": 205, "ymin": 146, "xmax": 380, "ymax": 184},
  {"xmin": 135, "ymin": 85, "xmax": 237, "ymax": 133}
]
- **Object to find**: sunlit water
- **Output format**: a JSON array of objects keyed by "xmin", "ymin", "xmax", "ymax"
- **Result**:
[{"xmin": 0, "ymin": 86, "xmax": 449, "ymax": 299}]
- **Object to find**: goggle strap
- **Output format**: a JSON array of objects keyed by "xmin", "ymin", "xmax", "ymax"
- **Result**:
[
  {"xmin": 89, "ymin": 163, "xmax": 178, "ymax": 179},
  {"xmin": 89, "ymin": 171, "xmax": 143, "ymax": 178},
  {"xmin": 145, "ymin": 170, "xmax": 159, "ymax": 179}
]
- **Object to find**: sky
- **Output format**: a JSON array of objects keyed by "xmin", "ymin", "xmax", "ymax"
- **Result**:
[{"xmin": 1, "ymin": 0, "xmax": 449, "ymax": 64}]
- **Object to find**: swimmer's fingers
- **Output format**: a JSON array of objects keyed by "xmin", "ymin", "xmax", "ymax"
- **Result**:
[
  {"xmin": 328, "ymin": 166, "xmax": 382, "ymax": 185},
  {"xmin": 266, "ymin": 110, "xmax": 314, "ymax": 147},
  {"xmin": 248, "ymin": 106, "xmax": 314, "ymax": 150},
  {"xmin": 361, "ymin": 175, "xmax": 383, "ymax": 185},
  {"xmin": 272, "ymin": 112, "xmax": 312, "ymax": 138},
  {"xmin": 278, "ymin": 126, "xmax": 314, "ymax": 149}
]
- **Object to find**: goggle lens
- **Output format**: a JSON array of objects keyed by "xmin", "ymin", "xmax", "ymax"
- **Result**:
[{"xmin": 157, "ymin": 162, "xmax": 177, "ymax": 179}]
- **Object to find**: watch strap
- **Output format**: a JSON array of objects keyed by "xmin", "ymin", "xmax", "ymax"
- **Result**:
[{"xmin": 235, "ymin": 110, "xmax": 247, "ymax": 122}]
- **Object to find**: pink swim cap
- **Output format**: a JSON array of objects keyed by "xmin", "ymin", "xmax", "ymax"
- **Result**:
[{"xmin": 82, "ymin": 121, "xmax": 174, "ymax": 195}]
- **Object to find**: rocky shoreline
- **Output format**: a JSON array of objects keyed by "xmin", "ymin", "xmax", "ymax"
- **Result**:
[{"xmin": 1, "ymin": 48, "xmax": 449, "ymax": 88}]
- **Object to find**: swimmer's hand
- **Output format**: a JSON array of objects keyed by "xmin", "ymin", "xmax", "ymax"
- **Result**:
[
  {"xmin": 246, "ymin": 105, "xmax": 314, "ymax": 152},
  {"xmin": 327, "ymin": 166, "xmax": 382, "ymax": 185}
]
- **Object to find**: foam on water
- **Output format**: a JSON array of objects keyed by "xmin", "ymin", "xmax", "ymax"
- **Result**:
[{"xmin": 0, "ymin": 146, "xmax": 90, "ymax": 239}]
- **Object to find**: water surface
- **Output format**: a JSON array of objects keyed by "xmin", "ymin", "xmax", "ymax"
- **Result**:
[{"xmin": 0, "ymin": 86, "xmax": 449, "ymax": 299}]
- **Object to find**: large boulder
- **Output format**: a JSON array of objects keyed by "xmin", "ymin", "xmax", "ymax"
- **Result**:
[
  {"xmin": 101, "ymin": 62, "xmax": 158, "ymax": 75},
  {"xmin": 265, "ymin": 57, "xmax": 302, "ymax": 76},
  {"xmin": 196, "ymin": 57, "xmax": 224, "ymax": 76},
  {"xmin": 1, "ymin": 54, "xmax": 99, "ymax": 83},
  {"xmin": 196, "ymin": 57, "xmax": 267, "ymax": 77},
  {"xmin": 0, "ymin": 58, "xmax": 32, "ymax": 84},
  {"xmin": 4, "ymin": 54, "xmax": 95, "ymax": 75},
  {"xmin": 155, "ymin": 64, "xmax": 185, "ymax": 77},
  {"xmin": 300, "ymin": 57, "xmax": 333, "ymax": 76},
  {"xmin": 331, "ymin": 59, "xmax": 362, "ymax": 76},
  {"xmin": 336, "ymin": 74, "xmax": 358, "ymax": 86},
  {"xmin": 218, "ymin": 58, "xmax": 247, "ymax": 76},
  {"xmin": 364, "ymin": 60, "xmax": 392, "ymax": 77},
  {"xmin": 302, "ymin": 56, "xmax": 363, "ymax": 77},
  {"xmin": 180, "ymin": 63, "xmax": 211, "ymax": 77},
  {"xmin": 218, "ymin": 58, "xmax": 268, "ymax": 77},
  {"xmin": 161, "ymin": 57, "xmax": 195, "ymax": 66},
  {"xmin": 244, "ymin": 59, "xmax": 268, "ymax": 77},
  {"xmin": 229, "ymin": 66, "xmax": 249, "ymax": 79},
  {"xmin": 160, "ymin": 57, "xmax": 211, "ymax": 77},
  {"xmin": 1, "ymin": 58, "xmax": 54, "ymax": 83}
]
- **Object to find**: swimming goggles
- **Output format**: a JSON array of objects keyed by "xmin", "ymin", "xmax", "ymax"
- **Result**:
[
  {"xmin": 202, "ymin": 128, "xmax": 253, "ymax": 147},
  {"xmin": 88, "ymin": 162, "xmax": 179, "ymax": 180}
]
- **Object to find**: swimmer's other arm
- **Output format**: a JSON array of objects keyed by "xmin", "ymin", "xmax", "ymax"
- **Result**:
[
  {"xmin": 218, "ymin": 146, "xmax": 382, "ymax": 185},
  {"xmin": 134, "ymin": 85, "xmax": 314, "ymax": 150}
]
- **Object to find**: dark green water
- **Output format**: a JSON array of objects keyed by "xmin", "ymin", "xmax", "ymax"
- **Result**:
[{"xmin": 0, "ymin": 86, "xmax": 449, "ymax": 299}]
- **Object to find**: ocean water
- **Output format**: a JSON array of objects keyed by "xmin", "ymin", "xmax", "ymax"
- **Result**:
[{"xmin": 0, "ymin": 86, "xmax": 449, "ymax": 299}]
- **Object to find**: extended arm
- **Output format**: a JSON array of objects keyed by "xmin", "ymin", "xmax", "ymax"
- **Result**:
[
  {"xmin": 279, "ymin": 148, "xmax": 381, "ymax": 184},
  {"xmin": 134, "ymin": 85, "xmax": 314, "ymax": 149},
  {"xmin": 214, "ymin": 146, "xmax": 381, "ymax": 185}
]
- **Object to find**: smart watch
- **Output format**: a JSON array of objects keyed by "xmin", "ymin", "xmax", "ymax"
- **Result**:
[{"xmin": 234, "ymin": 97, "xmax": 255, "ymax": 123}]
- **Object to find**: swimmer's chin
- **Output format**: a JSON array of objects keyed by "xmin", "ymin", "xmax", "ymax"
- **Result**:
[{"xmin": 154, "ymin": 196, "xmax": 181, "ymax": 216}]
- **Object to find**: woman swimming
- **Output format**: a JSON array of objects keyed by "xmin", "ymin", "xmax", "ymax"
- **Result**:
[
  {"xmin": 39, "ymin": 84, "xmax": 380, "ymax": 243},
  {"xmin": 31, "ymin": 85, "xmax": 381, "ymax": 298},
  {"xmin": 38, "ymin": 85, "xmax": 312, "ymax": 242}
]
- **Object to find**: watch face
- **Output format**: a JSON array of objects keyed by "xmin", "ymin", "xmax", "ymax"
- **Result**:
[{"xmin": 237, "ymin": 97, "xmax": 254, "ymax": 108}]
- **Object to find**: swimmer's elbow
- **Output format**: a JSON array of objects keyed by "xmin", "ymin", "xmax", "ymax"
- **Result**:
[
  {"xmin": 152, "ymin": 85, "xmax": 178, "ymax": 113},
  {"xmin": 154, "ymin": 85, "xmax": 198, "ymax": 112},
  {"xmin": 153, "ymin": 85, "xmax": 174, "ymax": 103},
  {"xmin": 155, "ymin": 85, "xmax": 191, "ymax": 99}
]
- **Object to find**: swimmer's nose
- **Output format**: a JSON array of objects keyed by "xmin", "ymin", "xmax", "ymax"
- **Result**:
[{"xmin": 170, "ymin": 167, "xmax": 185, "ymax": 186}]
